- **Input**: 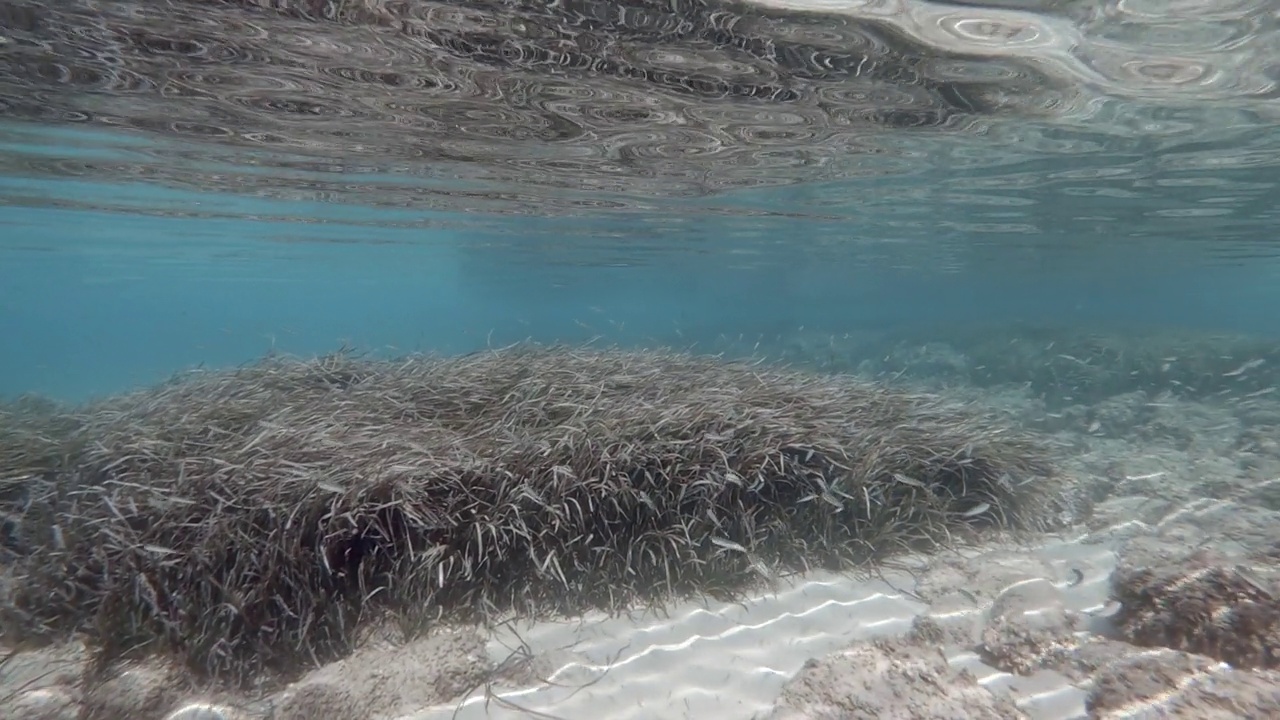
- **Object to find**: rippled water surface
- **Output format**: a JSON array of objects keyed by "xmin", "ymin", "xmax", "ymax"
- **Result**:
[
  {"xmin": 1, "ymin": 0, "xmax": 1279, "ymax": 396},
  {"xmin": 4, "ymin": 0, "xmax": 1278, "ymax": 219}
]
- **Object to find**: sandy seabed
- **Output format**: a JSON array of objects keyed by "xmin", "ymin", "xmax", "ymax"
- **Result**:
[{"xmin": 3, "ymin": 336, "xmax": 1279, "ymax": 720}]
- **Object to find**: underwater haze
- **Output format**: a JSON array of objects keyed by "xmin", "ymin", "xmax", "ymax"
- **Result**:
[{"xmin": 5, "ymin": 3, "xmax": 1280, "ymax": 720}]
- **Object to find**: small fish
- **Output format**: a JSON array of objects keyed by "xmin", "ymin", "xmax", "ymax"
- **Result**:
[
  {"xmin": 961, "ymin": 502, "xmax": 991, "ymax": 518},
  {"xmin": 1234, "ymin": 566, "xmax": 1274, "ymax": 600},
  {"xmin": 1224, "ymin": 359, "xmax": 1264, "ymax": 377},
  {"xmin": 891, "ymin": 473, "xmax": 926, "ymax": 488},
  {"xmin": 1087, "ymin": 420, "xmax": 1102, "ymax": 433},
  {"xmin": 636, "ymin": 490, "xmax": 658, "ymax": 512},
  {"xmin": 748, "ymin": 556, "xmax": 779, "ymax": 586},
  {"xmin": 710, "ymin": 536, "xmax": 748, "ymax": 553}
]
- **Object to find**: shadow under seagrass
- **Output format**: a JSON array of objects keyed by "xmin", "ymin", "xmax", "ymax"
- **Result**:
[{"xmin": 0, "ymin": 345, "xmax": 1063, "ymax": 688}]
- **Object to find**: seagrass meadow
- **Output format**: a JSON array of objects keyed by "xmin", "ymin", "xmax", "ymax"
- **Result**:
[{"xmin": 0, "ymin": 345, "xmax": 1068, "ymax": 689}]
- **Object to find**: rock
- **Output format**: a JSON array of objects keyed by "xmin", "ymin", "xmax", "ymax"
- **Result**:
[
  {"xmin": 81, "ymin": 663, "xmax": 182, "ymax": 720},
  {"xmin": 272, "ymin": 682, "xmax": 360, "ymax": 720},
  {"xmin": 764, "ymin": 639, "xmax": 1024, "ymax": 720},
  {"xmin": 1088, "ymin": 649, "xmax": 1280, "ymax": 718},
  {"xmin": 1, "ymin": 686, "xmax": 78, "ymax": 720},
  {"xmin": 283, "ymin": 628, "xmax": 492, "ymax": 718},
  {"xmin": 1110, "ymin": 552, "xmax": 1279, "ymax": 670}
]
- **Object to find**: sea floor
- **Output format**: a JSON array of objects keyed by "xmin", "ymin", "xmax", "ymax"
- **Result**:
[
  {"xmin": 4, "ymin": 335, "xmax": 1279, "ymax": 720},
  {"xmin": 422, "ymin": 372, "xmax": 1280, "ymax": 720}
]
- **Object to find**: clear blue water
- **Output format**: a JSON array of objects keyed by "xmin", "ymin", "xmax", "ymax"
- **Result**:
[{"xmin": 1, "ymin": 0, "xmax": 1278, "ymax": 400}]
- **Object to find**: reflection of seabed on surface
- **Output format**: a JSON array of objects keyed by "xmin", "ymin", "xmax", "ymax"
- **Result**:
[
  {"xmin": 0, "ymin": 0, "xmax": 1276, "ymax": 248},
  {"xmin": 0, "ymin": 0, "xmax": 1121, "ymax": 204}
]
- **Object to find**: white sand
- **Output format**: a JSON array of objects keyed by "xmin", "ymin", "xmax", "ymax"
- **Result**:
[{"xmin": 413, "ymin": 532, "xmax": 1113, "ymax": 720}]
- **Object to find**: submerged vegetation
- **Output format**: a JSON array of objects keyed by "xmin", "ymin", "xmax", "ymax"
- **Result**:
[{"xmin": 0, "ymin": 346, "xmax": 1061, "ymax": 687}]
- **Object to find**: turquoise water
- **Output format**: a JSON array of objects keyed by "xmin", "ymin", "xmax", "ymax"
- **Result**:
[{"xmin": 1, "ymin": 0, "xmax": 1279, "ymax": 400}]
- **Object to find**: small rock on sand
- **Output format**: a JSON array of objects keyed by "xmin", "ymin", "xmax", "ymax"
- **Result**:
[
  {"xmin": 276, "ymin": 628, "xmax": 492, "ymax": 719},
  {"xmin": 763, "ymin": 639, "xmax": 1025, "ymax": 720},
  {"xmin": 80, "ymin": 662, "xmax": 183, "ymax": 720},
  {"xmin": 1088, "ymin": 649, "xmax": 1280, "ymax": 719}
]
